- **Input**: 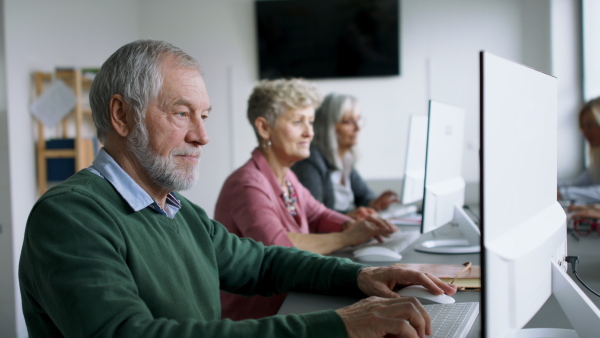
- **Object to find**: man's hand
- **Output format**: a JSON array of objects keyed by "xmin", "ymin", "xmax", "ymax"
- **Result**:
[
  {"xmin": 357, "ymin": 265, "xmax": 458, "ymax": 300},
  {"xmin": 336, "ymin": 296, "xmax": 431, "ymax": 338}
]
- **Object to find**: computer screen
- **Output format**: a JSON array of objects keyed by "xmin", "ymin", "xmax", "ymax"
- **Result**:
[
  {"xmin": 415, "ymin": 100, "xmax": 480, "ymax": 254},
  {"xmin": 401, "ymin": 115, "xmax": 428, "ymax": 205},
  {"xmin": 481, "ymin": 51, "xmax": 600, "ymax": 337}
]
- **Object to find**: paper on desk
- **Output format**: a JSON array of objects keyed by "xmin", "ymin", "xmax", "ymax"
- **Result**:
[{"xmin": 30, "ymin": 79, "xmax": 77, "ymax": 127}]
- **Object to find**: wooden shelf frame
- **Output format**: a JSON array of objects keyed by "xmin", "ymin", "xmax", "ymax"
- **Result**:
[{"xmin": 34, "ymin": 69, "xmax": 95, "ymax": 195}]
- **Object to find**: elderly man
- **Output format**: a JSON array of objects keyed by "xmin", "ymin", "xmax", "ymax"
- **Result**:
[{"xmin": 19, "ymin": 40, "xmax": 456, "ymax": 338}]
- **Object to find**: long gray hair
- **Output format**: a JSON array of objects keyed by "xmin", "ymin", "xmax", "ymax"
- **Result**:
[
  {"xmin": 89, "ymin": 39, "xmax": 202, "ymax": 143},
  {"xmin": 312, "ymin": 93, "xmax": 358, "ymax": 170}
]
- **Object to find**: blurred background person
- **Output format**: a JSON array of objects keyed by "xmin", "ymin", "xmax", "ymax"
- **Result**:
[
  {"xmin": 292, "ymin": 93, "xmax": 400, "ymax": 219},
  {"xmin": 559, "ymin": 97, "xmax": 600, "ymax": 203},
  {"xmin": 214, "ymin": 79, "xmax": 396, "ymax": 321}
]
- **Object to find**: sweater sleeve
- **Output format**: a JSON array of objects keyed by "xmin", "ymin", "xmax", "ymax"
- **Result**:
[
  {"xmin": 350, "ymin": 168, "xmax": 376, "ymax": 207},
  {"xmin": 210, "ymin": 207, "xmax": 368, "ymax": 337},
  {"xmin": 212, "ymin": 211, "xmax": 366, "ymax": 298}
]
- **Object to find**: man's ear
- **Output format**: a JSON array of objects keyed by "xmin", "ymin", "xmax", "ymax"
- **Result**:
[
  {"xmin": 110, "ymin": 94, "xmax": 131, "ymax": 137},
  {"xmin": 254, "ymin": 117, "xmax": 271, "ymax": 141}
]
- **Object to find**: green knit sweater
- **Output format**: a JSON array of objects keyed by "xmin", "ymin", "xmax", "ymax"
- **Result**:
[{"xmin": 19, "ymin": 170, "xmax": 366, "ymax": 337}]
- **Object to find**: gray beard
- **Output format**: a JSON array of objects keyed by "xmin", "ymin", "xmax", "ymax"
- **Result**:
[{"xmin": 127, "ymin": 122, "xmax": 201, "ymax": 192}]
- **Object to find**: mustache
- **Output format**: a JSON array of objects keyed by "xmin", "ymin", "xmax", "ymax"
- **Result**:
[{"xmin": 171, "ymin": 147, "xmax": 202, "ymax": 157}]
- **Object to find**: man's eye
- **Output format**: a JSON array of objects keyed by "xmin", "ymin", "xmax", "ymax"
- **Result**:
[{"xmin": 176, "ymin": 112, "xmax": 189, "ymax": 118}]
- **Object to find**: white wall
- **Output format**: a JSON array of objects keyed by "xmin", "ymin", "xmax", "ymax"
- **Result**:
[
  {"xmin": 552, "ymin": 0, "xmax": 584, "ymax": 180},
  {"xmin": 583, "ymin": 0, "xmax": 600, "ymax": 101},
  {"xmin": 0, "ymin": 0, "xmax": 584, "ymax": 336}
]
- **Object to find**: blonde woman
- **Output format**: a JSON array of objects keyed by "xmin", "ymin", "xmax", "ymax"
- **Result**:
[{"xmin": 559, "ymin": 97, "xmax": 600, "ymax": 202}]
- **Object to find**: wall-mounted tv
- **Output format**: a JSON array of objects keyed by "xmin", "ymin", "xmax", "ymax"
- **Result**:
[{"xmin": 255, "ymin": 0, "xmax": 400, "ymax": 80}]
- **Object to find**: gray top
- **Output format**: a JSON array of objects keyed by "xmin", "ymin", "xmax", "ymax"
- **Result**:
[
  {"xmin": 292, "ymin": 145, "xmax": 375, "ymax": 213},
  {"xmin": 559, "ymin": 169, "xmax": 600, "ymax": 203}
]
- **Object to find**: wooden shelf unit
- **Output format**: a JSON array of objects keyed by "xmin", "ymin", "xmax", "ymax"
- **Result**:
[{"xmin": 34, "ymin": 69, "xmax": 96, "ymax": 195}]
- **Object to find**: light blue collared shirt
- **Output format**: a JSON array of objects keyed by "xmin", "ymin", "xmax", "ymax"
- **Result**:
[{"xmin": 87, "ymin": 148, "xmax": 182, "ymax": 219}]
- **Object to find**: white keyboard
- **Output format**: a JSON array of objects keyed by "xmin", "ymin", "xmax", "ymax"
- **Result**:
[
  {"xmin": 425, "ymin": 302, "xmax": 479, "ymax": 338},
  {"xmin": 352, "ymin": 231, "xmax": 421, "ymax": 255},
  {"xmin": 377, "ymin": 230, "xmax": 421, "ymax": 252},
  {"xmin": 378, "ymin": 204, "xmax": 419, "ymax": 219}
]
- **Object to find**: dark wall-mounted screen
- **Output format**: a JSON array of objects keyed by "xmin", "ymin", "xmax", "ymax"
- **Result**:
[{"xmin": 256, "ymin": 0, "xmax": 400, "ymax": 80}]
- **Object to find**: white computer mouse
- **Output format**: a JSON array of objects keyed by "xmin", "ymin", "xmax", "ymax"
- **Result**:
[
  {"xmin": 396, "ymin": 285, "xmax": 455, "ymax": 304},
  {"xmin": 353, "ymin": 247, "xmax": 403, "ymax": 262}
]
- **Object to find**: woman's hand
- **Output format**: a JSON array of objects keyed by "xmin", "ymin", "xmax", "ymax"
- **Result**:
[
  {"xmin": 370, "ymin": 190, "xmax": 401, "ymax": 211},
  {"xmin": 568, "ymin": 204, "xmax": 600, "ymax": 219},
  {"xmin": 346, "ymin": 206, "xmax": 377, "ymax": 220},
  {"xmin": 343, "ymin": 216, "xmax": 397, "ymax": 247}
]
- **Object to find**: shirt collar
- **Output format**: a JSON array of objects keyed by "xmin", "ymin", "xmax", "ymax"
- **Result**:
[{"xmin": 87, "ymin": 148, "xmax": 182, "ymax": 218}]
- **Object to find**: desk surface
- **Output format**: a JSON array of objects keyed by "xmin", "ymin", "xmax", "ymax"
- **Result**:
[{"xmin": 278, "ymin": 221, "xmax": 600, "ymax": 336}]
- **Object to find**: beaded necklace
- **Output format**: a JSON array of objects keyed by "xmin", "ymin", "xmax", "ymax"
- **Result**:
[{"xmin": 282, "ymin": 179, "xmax": 298, "ymax": 216}]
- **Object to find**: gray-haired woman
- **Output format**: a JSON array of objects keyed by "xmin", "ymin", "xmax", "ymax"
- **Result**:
[{"xmin": 292, "ymin": 93, "xmax": 400, "ymax": 219}]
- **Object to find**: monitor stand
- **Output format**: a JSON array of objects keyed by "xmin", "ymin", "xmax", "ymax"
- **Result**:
[
  {"xmin": 415, "ymin": 204, "xmax": 480, "ymax": 254},
  {"xmin": 515, "ymin": 260, "xmax": 600, "ymax": 337}
]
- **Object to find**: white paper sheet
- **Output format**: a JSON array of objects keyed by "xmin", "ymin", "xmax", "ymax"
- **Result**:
[{"xmin": 30, "ymin": 79, "xmax": 77, "ymax": 127}]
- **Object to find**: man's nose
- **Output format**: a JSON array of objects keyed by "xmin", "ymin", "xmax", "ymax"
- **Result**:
[{"xmin": 187, "ymin": 117, "xmax": 210, "ymax": 145}]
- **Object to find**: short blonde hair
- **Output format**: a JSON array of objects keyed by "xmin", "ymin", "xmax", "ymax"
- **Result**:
[{"xmin": 247, "ymin": 78, "xmax": 322, "ymax": 141}]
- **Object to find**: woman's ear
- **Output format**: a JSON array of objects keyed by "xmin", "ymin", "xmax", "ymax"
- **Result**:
[
  {"xmin": 254, "ymin": 117, "xmax": 271, "ymax": 141},
  {"xmin": 110, "ymin": 94, "xmax": 131, "ymax": 137}
]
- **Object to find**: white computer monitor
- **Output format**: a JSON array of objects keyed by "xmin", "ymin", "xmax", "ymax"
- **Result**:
[
  {"xmin": 414, "ymin": 100, "xmax": 480, "ymax": 254},
  {"xmin": 401, "ymin": 115, "xmax": 428, "ymax": 205},
  {"xmin": 481, "ymin": 51, "xmax": 600, "ymax": 337}
]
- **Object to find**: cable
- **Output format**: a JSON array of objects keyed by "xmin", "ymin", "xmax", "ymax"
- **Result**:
[{"xmin": 566, "ymin": 256, "xmax": 600, "ymax": 297}]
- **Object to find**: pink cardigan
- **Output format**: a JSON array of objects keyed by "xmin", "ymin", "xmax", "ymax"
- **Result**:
[{"xmin": 214, "ymin": 148, "xmax": 350, "ymax": 320}]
